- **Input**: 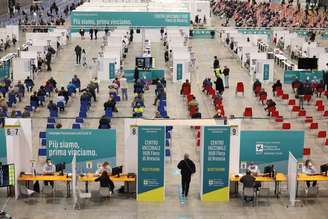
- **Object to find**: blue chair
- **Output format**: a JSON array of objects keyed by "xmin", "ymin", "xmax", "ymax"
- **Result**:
[
  {"xmin": 166, "ymin": 139, "xmax": 170, "ymax": 147},
  {"xmin": 79, "ymin": 111, "xmax": 87, "ymax": 118},
  {"xmin": 75, "ymin": 117, "xmax": 84, "ymax": 123},
  {"xmin": 38, "ymin": 147, "xmax": 47, "ymax": 156},
  {"xmin": 39, "ymin": 131, "xmax": 46, "ymax": 139},
  {"xmin": 165, "ymin": 148, "xmax": 172, "ymax": 162},
  {"xmin": 72, "ymin": 123, "xmax": 80, "ymax": 129},
  {"xmin": 166, "ymin": 126, "xmax": 173, "ymax": 132},
  {"xmin": 48, "ymin": 117, "xmax": 56, "ymax": 123},
  {"xmin": 31, "ymin": 101, "xmax": 38, "ymax": 110},
  {"xmin": 114, "ymin": 95, "xmax": 121, "ymax": 102},
  {"xmin": 38, "ymin": 95, "xmax": 45, "ymax": 105},
  {"xmin": 41, "ymin": 139, "xmax": 47, "ymax": 146},
  {"xmin": 8, "ymin": 94, "xmax": 16, "ymax": 104},
  {"xmin": 47, "ymin": 123, "xmax": 55, "ymax": 129},
  {"xmin": 166, "ymin": 131, "xmax": 171, "ymax": 139},
  {"xmin": 105, "ymin": 108, "xmax": 113, "ymax": 118},
  {"xmin": 15, "ymin": 111, "xmax": 22, "ymax": 117},
  {"xmin": 99, "ymin": 124, "xmax": 110, "ymax": 129},
  {"xmin": 57, "ymin": 102, "xmax": 65, "ymax": 110}
]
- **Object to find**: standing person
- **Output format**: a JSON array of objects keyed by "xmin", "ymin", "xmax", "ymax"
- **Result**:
[
  {"xmin": 94, "ymin": 27, "xmax": 98, "ymax": 40},
  {"xmin": 45, "ymin": 50, "xmax": 52, "ymax": 71},
  {"xmin": 213, "ymin": 56, "xmax": 219, "ymax": 69},
  {"xmin": 215, "ymin": 77, "xmax": 224, "ymax": 95},
  {"xmin": 177, "ymin": 153, "xmax": 196, "ymax": 197},
  {"xmin": 160, "ymin": 27, "xmax": 164, "ymax": 40},
  {"xmin": 119, "ymin": 75, "xmax": 128, "ymax": 101},
  {"xmin": 324, "ymin": 63, "xmax": 328, "ymax": 91},
  {"xmin": 72, "ymin": 75, "xmax": 81, "ymax": 92},
  {"xmin": 164, "ymin": 50, "xmax": 169, "ymax": 63},
  {"xmin": 134, "ymin": 65, "xmax": 139, "ymax": 82},
  {"xmin": 79, "ymin": 27, "xmax": 85, "ymax": 40},
  {"xmin": 74, "ymin": 45, "xmax": 82, "ymax": 65},
  {"xmin": 222, "ymin": 66, "xmax": 230, "ymax": 88},
  {"xmin": 81, "ymin": 49, "xmax": 87, "ymax": 67},
  {"xmin": 297, "ymin": 82, "xmax": 305, "ymax": 110},
  {"xmin": 104, "ymin": 25, "xmax": 109, "ymax": 36},
  {"xmin": 89, "ymin": 28, "xmax": 93, "ymax": 40}
]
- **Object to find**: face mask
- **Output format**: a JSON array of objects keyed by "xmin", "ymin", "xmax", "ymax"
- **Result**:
[{"xmin": 48, "ymin": 162, "xmax": 52, "ymax": 166}]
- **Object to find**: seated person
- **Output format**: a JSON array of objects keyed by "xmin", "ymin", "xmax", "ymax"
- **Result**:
[
  {"xmin": 240, "ymin": 170, "xmax": 256, "ymax": 202},
  {"xmin": 272, "ymin": 80, "xmax": 282, "ymax": 96},
  {"xmin": 303, "ymin": 159, "xmax": 317, "ymax": 189},
  {"xmin": 47, "ymin": 100, "xmax": 58, "ymax": 113},
  {"xmin": 104, "ymin": 96, "xmax": 118, "ymax": 112},
  {"xmin": 43, "ymin": 159, "xmax": 56, "ymax": 188},
  {"xmin": 95, "ymin": 170, "xmax": 115, "ymax": 193},
  {"xmin": 108, "ymin": 85, "xmax": 118, "ymax": 96},
  {"xmin": 56, "ymin": 95, "xmax": 65, "ymax": 111},
  {"xmin": 24, "ymin": 76, "xmax": 34, "ymax": 92},
  {"xmin": 133, "ymin": 103, "xmax": 144, "ymax": 118},
  {"xmin": 180, "ymin": 80, "xmax": 191, "ymax": 95},
  {"xmin": 247, "ymin": 161, "xmax": 259, "ymax": 175},
  {"xmin": 15, "ymin": 81, "xmax": 25, "ymax": 101},
  {"xmin": 264, "ymin": 99, "xmax": 276, "ymax": 116},
  {"xmin": 188, "ymin": 96, "xmax": 199, "ymax": 110},
  {"xmin": 37, "ymin": 86, "xmax": 46, "ymax": 106},
  {"xmin": 67, "ymin": 81, "xmax": 76, "ymax": 95},
  {"xmin": 191, "ymin": 110, "xmax": 202, "ymax": 119},
  {"xmin": 30, "ymin": 92, "xmax": 39, "ymax": 108},
  {"xmin": 57, "ymin": 87, "xmax": 69, "ymax": 103},
  {"xmin": 291, "ymin": 78, "xmax": 301, "ymax": 93},
  {"xmin": 316, "ymin": 80, "xmax": 325, "ymax": 97},
  {"xmin": 252, "ymin": 79, "xmax": 262, "ymax": 96},
  {"xmin": 98, "ymin": 115, "xmax": 111, "ymax": 129},
  {"xmin": 132, "ymin": 94, "xmax": 144, "ymax": 108},
  {"xmin": 258, "ymin": 89, "xmax": 267, "ymax": 105},
  {"xmin": 202, "ymin": 78, "xmax": 212, "ymax": 93},
  {"xmin": 213, "ymin": 109, "xmax": 223, "ymax": 119},
  {"xmin": 96, "ymin": 161, "xmax": 112, "ymax": 175}
]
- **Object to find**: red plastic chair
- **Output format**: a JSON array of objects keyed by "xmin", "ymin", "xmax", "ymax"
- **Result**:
[
  {"xmin": 317, "ymin": 105, "xmax": 325, "ymax": 112},
  {"xmin": 189, "ymin": 106, "xmax": 197, "ymax": 116},
  {"xmin": 304, "ymin": 116, "xmax": 313, "ymax": 123},
  {"xmin": 254, "ymin": 85, "xmax": 261, "ymax": 96},
  {"xmin": 281, "ymin": 93, "xmax": 289, "ymax": 100},
  {"xmin": 276, "ymin": 88, "xmax": 284, "ymax": 97},
  {"xmin": 196, "ymin": 138, "xmax": 200, "ymax": 147},
  {"xmin": 304, "ymin": 95, "xmax": 312, "ymax": 102},
  {"xmin": 243, "ymin": 107, "xmax": 253, "ymax": 117},
  {"xmin": 196, "ymin": 130, "xmax": 201, "ymax": 138},
  {"xmin": 182, "ymin": 85, "xmax": 191, "ymax": 96},
  {"xmin": 275, "ymin": 116, "xmax": 284, "ymax": 122},
  {"xmin": 298, "ymin": 110, "xmax": 306, "ymax": 117},
  {"xmin": 317, "ymin": 131, "xmax": 327, "ymax": 139},
  {"xmin": 194, "ymin": 126, "xmax": 201, "ymax": 130},
  {"xmin": 271, "ymin": 110, "xmax": 279, "ymax": 118},
  {"xmin": 323, "ymin": 111, "xmax": 328, "ymax": 118},
  {"xmin": 235, "ymin": 82, "xmax": 244, "ymax": 96},
  {"xmin": 315, "ymin": 100, "xmax": 323, "ymax": 107},
  {"xmin": 208, "ymin": 87, "xmax": 216, "ymax": 97},
  {"xmin": 309, "ymin": 122, "xmax": 318, "ymax": 130},
  {"xmin": 288, "ymin": 99, "xmax": 296, "ymax": 106},
  {"xmin": 282, "ymin": 123, "xmax": 291, "ymax": 129},
  {"xmin": 303, "ymin": 148, "xmax": 311, "ymax": 156},
  {"xmin": 291, "ymin": 105, "xmax": 300, "ymax": 112},
  {"xmin": 187, "ymin": 94, "xmax": 193, "ymax": 102},
  {"xmin": 325, "ymin": 139, "xmax": 328, "ymax": 146}
]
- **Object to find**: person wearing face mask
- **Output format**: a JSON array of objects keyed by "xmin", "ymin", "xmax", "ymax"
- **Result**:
[
  {"xmin": 96, "ymin": 161, "xmax": 112, "ymax": 175},
  {"xmin": 303, "ymin": 159, "xmax": 317, "ymax": 188},
  {"xmin": 43, "ymin": 159, "xmax": 56, "ymax": 188}
]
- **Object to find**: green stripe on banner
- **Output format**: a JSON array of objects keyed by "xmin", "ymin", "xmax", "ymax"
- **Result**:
[
  {"xmin": 137, "ymin": 126, "xmax": 165, "ymax": 201},
  {"xmin": 71, "ymin": 11, "xmax": 190, "ymax": 32},
  {"xmin": 46, "ymin": 129, "xmax": 116, "ymax": 173},
  {"xmin": 202, "ymin": 126, "xmax": 230, "ymax": 201},
  {"xmin": 0, "ymin": 129, "xmax": 7, "ymax": 163}
]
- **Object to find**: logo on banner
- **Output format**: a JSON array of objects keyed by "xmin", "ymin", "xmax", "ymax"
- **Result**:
[{"xmin": 256, "ymin": 144, "xmax": 264, "ymax": 153}]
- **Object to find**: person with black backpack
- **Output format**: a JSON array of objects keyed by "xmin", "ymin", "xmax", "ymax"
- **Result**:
[{"xmin": 177, "ymin": 153, "xmax": 196, "ymax": 197}]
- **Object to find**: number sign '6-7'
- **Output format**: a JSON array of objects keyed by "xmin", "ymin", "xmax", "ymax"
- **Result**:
[{"xmin": 6, "ymin": 128, "xmax": 20, "ymax": 136}]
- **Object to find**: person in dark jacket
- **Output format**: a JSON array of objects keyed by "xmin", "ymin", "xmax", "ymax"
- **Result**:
[
  {"xmin": 215, "ymin": 77, "xmax": 224, "ymax": 95},
  {"xmin": 240, "ymin": 170, "xmax": 256, "ymax": 202},
  {"xmin": 98, "ymin": 115, "xmax": 111, "ymax": 129},
  {"xmin": 134, "ymin": 65, "xmax": 139, "ymax": 82},
  {"xmin": 177, "ymin": 153, "xmax": 196, "ymax": 197},
  {"xmin": 45, "ymin": 50, "xmax": 52, "ymax": 71},
  {"xmin": 74, "ymin": 45, "xmax": 82, "ymax": 64},
  {"xmin": 297, "ymin": 82, "xmax": 305, "ymax": 109},
  {"xmin": 213, "ymin": 56, "xmax": 219, "ymax": 69},
  {"xmin": 89, "ymin": 28, "xmax": 94, "ymax": 40},
  {"xmin": 95, "ymin": 170, "xmax": 114, "ymax": 193},
  {"xmin": 272, "ymin": 80, "xmax": 282, "ymax": 96}
]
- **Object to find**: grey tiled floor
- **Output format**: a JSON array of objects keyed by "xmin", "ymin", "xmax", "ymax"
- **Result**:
[{"xmin": 0, "ymin": 17, "xmax": 328, "ymax": 219}]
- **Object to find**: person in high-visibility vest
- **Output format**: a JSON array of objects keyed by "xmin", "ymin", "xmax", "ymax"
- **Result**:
[{"xmin": 214, "ymin": 67, "xmax": 222, "ymax": 78}]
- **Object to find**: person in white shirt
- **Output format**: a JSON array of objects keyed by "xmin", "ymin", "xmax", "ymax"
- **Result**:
[
  {"xmin": 56, "ymin": 95, "xmax": 65, "ymax": 111},
  {"xmin": 119, "ymin": 76, "xmax": 128, "ymax": 101},
  {"xmin": 95, "ymin": 161, "xmax": 112, "ymax": 175},
  {"xmin": 303, "ymin": 159, "xmax": 317, "ymax": 188},
  {"xmin": 247, "ymin": 162, "xmax": 259, "ymax": 175},
  {"xmin": 43, "ymin": 159, "xmax": 56, "ymax": 187}
]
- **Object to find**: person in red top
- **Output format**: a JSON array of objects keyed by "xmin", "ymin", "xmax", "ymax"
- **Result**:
[{"xmin": 180, "ymin": 80, "xmax": 191, "ymax": 95}]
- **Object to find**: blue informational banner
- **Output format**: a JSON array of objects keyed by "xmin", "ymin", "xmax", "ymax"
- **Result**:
[
  {"xmin": 240, "ymin": 130, "xmax": 304, "ymax": 173},
  {"xmin": 109, "ymin": 63, "xmax": 115, "ymax": 80},
  {"xmin": 46, "ymin": 129, "xmax": 116, "ymax": 172},
  {"xmin": 177, "ymin": 64, "xmax": 183, "ymax": 80},
  {"xmin": 284, "ymin": 70, "xmax": 324, "ymax": 84},
  {"xmin": 137, "ymin": 126, "xmax": 165, "ymax": 201},
  {"xmin": 71, "ymin": 11, "xmax": 190, "ymax": 32},
  {"xmin": 0, "ymin": 129, "xmax": 7, "ymax": 163},
  {"xmin": 192, "ymin": 29, "xmax": 215, "ymax": 39},
  {"xmin": 201, "ymin": 126, "xmax": 230, "ymax": 201},
  {"xmin": 263, "ymin": 64, "xmax": 270, "ymax": 81}
]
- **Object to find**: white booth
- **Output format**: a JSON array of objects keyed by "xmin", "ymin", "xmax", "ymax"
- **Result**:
[
  {"xmin": 172, "ymin": 49, "xmax": 190, "ymax": 83},
  {"xmin": 255, "ymin": 59, "xmax": 274, "ymax": 83}
]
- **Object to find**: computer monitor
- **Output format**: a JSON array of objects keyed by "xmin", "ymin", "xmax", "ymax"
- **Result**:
[
  {"xmin": 0, "ymin": 163, "xmax": 15, "ymax": 187},
  {"xmin": 112, "ymin": 166, "xmax": 123, "ymax": 177},
  {"xmin": 264, "ymin": 165, "xmax": 275, "ymax": 177},
  {"xmin": 136, "ymin": 57, "xmax": 145, "ymax": 68},
  {"xmin": 320, "ymin": 164, "xmax": 328, "ymax": 175},
  {"xmin": 55, "ymin": 162, "xmax": 66, "ymax": 176}
]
